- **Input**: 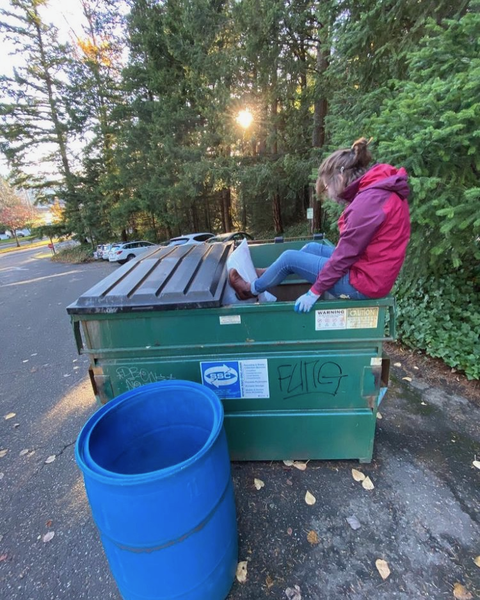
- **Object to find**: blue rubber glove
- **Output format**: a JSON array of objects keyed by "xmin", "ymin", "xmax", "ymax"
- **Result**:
[{"xmin": 294, "ymin": 289, "xmax": 320, "ymax": 313}]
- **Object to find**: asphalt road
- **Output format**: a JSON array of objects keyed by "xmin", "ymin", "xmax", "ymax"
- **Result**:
[
  {"xmin": 0, "ymin": 248, "xmax": 120, "ymax": 599},
  {"xmin": 0, "ymin": 248, "xmax": 479, "ymax": 600}
]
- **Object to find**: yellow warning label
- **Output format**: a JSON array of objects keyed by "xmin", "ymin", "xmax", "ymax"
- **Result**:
[{"xmin": 346, "ymin": 307, "xmax": 379, "ymax": 329}]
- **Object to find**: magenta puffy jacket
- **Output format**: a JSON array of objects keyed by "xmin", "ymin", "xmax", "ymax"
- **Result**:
[{"xmin": 311, "ymin": 164, "xmax": 411, "ymax": 298}]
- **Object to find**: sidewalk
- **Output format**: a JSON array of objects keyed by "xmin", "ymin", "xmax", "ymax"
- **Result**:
[{"xmin": 227, "ymin": 370, "xmax": 480, "ymax": 599}]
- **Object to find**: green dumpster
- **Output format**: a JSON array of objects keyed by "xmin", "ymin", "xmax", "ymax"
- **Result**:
[{"xmin": 67, "ymin": 239, "xmax": 394, "ymax": 463}]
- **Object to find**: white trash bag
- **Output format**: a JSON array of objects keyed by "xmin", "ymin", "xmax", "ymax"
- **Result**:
[{"xmin": 223, "ymin": 239, "xmax": 276, "ymax": 305}]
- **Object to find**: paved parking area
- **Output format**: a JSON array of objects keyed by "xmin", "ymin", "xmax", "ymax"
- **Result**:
[{"xmin": 0, "ymin": 252, "xmax": 478, "ymax": 599}]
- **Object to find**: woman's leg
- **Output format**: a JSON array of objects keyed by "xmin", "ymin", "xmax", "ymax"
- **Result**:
[
  {"xmin": 229, "ymin": 243, "xmax": 368, "ymax": 300},
  {"xmin": 328, "ymin": 272, "xmax": 369, "ymax": 299},
  {"xmin": 300, "ymin": 242, "xmax": 335, "ymax": 259},
  {"xmin": 253, "ymin": 249, "xmax": 329, "ymax": 294}
]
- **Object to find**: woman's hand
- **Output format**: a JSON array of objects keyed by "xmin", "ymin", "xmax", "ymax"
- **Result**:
[{"xmin": 294, "ymin": 289, "xmax": 320, "ymax": 313}]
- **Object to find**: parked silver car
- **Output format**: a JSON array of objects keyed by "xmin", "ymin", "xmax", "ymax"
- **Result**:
[
  {"xmin": 167, "ymin": 232, "xmax": 214, "ymax": 246},
  {"xmin": 206, "ymin": 232, "xmax": 254, "ymax": 244}
]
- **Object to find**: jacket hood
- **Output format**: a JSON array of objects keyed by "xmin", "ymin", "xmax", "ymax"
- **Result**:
[{"xmin": 340, "ymin": 164, "xmax": 410, "ymax": 203}]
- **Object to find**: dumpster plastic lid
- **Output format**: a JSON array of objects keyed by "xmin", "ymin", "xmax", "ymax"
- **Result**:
[{"xmin": 67, "ymin": 243, "xmax": 233, "ymax": 314}]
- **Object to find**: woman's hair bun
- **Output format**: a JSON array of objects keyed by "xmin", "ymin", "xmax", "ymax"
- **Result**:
[{"xmin": 351, "ymin": 137, "xmax": 372, "ymax": 168}]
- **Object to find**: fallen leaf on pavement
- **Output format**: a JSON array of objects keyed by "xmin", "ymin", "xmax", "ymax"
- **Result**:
[
  {"xmin": 266, "ymin": 575, "xmax": 274, "ymax": 589},
  {"xmin": 453, "ymin": 583, "xmax": 473, "ymax": 600},
  {"xmin": 362, "ymin": 476, "xmax": 375, "ymax": 490},
  {"xmin": 375, "ymin": 559, "xmax": 391, "ymax": 580},
  {"xmin": 402, "ymin": 377, "xmax": 412, "ymax": 382},
  {"xmin": 393, "ymin": 362, "xmax": 401, "ymax": 367},
  {"xmin": 351, "ymin": 469, "xmax": 365, "ymax": 482},
  {"xmin": 285, "ymin": 585, "xmax": 302, "ymax": 600},
  {"xmin": 283, "ymin": 460, "xmax": 294, "ymax": 466},
  {"xmin": 236, "ymin": 561, "xmax": 248, "ymax": 583},
  {"xmin": 291, "ymin": 461, "xmax": 307, "ymax": 471},
  {"xmin": 305, "ymin": 491, "xmax": 316, "ymax": 505},
  {"xmin": 42, "ymin": 531, "xmax": 55, "ymax": 543},
  {"xmin": 27, "ymin": 451, "xmax": 35, "ymax": 457},
  {"xmin": 473, "ymin": 556, "xmax": 480, "ymax": 568},
  {"xmin": 307, "ymin": 530, "xmax": 319, "ymax": 545},
  {"xmin": 413, "ymin": 366, "xmax": 419, "ymax": 370},
  {"xmin": 4, "ymin": 413, "xmax": 16, "ymax": 420},
  {"xmin": 0, "ymin": 554, "xmax": 7, "ymax": 562},
  {"xmin": 45, "ymin": 455, "xmax": 56, "ymax": 464},
  {"xmin": 473, "ymin": 461, "xmax": 480, "ymax": 470},
  {"xmin": 19, "ymin": 449, "xmax": 29, "ymax": 456},
  {"xmin": 46, "ymin": 520, "xmax": 53, "ymax": 528},
  {"xmin": 286, "ymin": 479, "xmax": 293, "ymax": 486},
  {"xmin": 0, "ymin": 450, "xmax": 8, "ymax": 458},
  {"xmin": 254, "ymin": 478, "xmax": 265, "ymax": 490},
  {"xmin": 377, "ymin": 412, "xmax": 383, "ymax": 420},
  {"xmin": 287, "ymin": 527, "xmax": 293, "ymax": 536},
  {"xmin": 346, "ymin": 516, "xmax": 361, "ymax": 530}
]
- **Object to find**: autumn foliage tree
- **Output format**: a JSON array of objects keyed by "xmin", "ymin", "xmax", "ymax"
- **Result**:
[{"xmin": 0, "ymin": 203, "xmax": 36, "ymax": 246}]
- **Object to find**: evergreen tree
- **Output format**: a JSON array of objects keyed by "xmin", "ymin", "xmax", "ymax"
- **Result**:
[
  {"xmin": 0, "ymin": 1, "xmax": 78, "ymax": 193},
  {"xmin": 69, "ymin": 0, "xmax": 129, "ymax": 243}
]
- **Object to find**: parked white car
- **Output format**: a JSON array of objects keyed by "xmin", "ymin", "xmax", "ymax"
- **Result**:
[
  {"xmin": 108, "ymin": 241, "xmax": 157, "ymax": 264},
  {"xmin": 1, "ymin": 228, "xmax": 31, "ymax": 238},
  {"xmin": 102, "ymin": 243, "xmax": 121, "ymax": 259},
  {"xmin": 167, "ymin": 232, "xmax": 214, "ymax": 246}
]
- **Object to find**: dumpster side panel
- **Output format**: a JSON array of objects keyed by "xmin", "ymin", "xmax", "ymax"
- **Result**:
[
  {"xmin": 93, "ymin": 351, "xmax": 382, "ymax": 411},
  {"xmin": 70, "ymin": 269, "xmax": 394, "ymax": 462}
]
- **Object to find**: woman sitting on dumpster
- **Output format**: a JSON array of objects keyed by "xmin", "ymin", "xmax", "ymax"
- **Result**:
[{"xmin": 229, "ymin": 137, "xmax": 411, "ymax": 312}]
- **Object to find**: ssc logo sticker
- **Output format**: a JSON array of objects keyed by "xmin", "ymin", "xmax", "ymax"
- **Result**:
[{"xmin": 200, "ymin": 361, "xmax": 241, "ymax": 398}]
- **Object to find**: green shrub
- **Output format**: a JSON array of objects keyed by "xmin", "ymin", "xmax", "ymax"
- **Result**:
[
  {"xmin": 51, "ymin": 245, "xmax": 94, "ymax": 264},
  {"xmin": 395, "ymin": 268, "xmax": 480, "ymax": 380}
]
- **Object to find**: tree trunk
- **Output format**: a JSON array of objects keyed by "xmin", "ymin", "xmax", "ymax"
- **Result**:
[
  {"xmin": 221, "ymin": 188, "xmax": 233, "ymax": 232},
  {"xmin": 241, "ymin": 191, "xmax": 247, "ymax": 231},
  {"xmin": 192, "ymin": 202, "xmax": 199, "ymax": 232},
  {"xmin": 204, "ymin": 193, "xmax": 211, "ymax": 232},
  {"xmin": 312, "ymin": 37, "xmax": 329, "ymax": 149},
  {"xmin": 309, "ymin": 187, "xmax": 322, "ymax": 234},
  {"xmin": 311, "ymin": 32, "xmax": 330, "ymax": 233},
  {"xmin": 272, "ymin": 192, "xmax": 283, "ymax": 235}
]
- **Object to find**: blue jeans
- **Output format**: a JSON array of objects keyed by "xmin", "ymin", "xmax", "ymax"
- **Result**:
[{"xmin": 253, "ymin": 242, "xmax": 368, "ymax": 299}]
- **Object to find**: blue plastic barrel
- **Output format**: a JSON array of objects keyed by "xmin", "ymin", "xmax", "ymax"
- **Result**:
[{"xmin": 76, "ymin": 380, "xmax": 238, "ymax": 600}]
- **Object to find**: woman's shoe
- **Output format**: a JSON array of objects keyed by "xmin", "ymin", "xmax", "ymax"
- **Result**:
[{"xmin": 228, "ymin": 269, "xmax": 256, "ymax": 300}]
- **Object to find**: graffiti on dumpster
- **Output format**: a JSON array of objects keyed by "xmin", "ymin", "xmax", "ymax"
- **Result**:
[
  {"xmin": 116, "ymin": 366, "xmax": 175, "ymax": 390},
  {"xmin": 277, "ymin": 360, "xmax": 347, "ymax": 399}
]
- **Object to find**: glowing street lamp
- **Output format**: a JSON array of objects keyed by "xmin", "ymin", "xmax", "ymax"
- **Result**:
[{"xmin": 236, "ymin": 109, "xmax": 253, "ymax": 129}]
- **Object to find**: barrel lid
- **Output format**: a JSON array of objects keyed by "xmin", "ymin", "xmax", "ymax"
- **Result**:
[{"xmin": 67, "ymin": 242, "xmax": 233, "ymax": 314}]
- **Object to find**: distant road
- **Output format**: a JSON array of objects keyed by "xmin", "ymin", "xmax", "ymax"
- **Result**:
[{"xmin": 0, "ymin": 238, "xmax": 48, "ymax": 251}]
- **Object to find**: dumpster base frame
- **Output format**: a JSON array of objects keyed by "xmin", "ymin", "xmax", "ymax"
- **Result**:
[{"xmin": 224, "ymin": 409, "xmax": 376, "ymax": 463}]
